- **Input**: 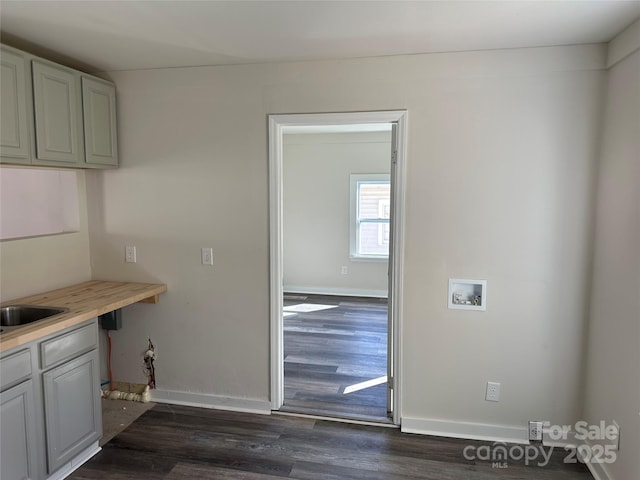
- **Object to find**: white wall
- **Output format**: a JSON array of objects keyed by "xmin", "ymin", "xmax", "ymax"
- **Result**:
[
  {"xmin": 0, "ymin": 169, "xmax": 91, "ymax": 301},
  {"xmin": 583, "ymin": 21, "xmax": 640, "ymax": 480},
  {"xmin": 0, "ymin": 168, "xmax": 80, "ymax": 240},
  {"xmin": 283, "ymin": 132, "xmax": 390, "ymax": 297},
  {"xmin": 87, "ymin": 44, "xmax": 605, "ymax": 431}
]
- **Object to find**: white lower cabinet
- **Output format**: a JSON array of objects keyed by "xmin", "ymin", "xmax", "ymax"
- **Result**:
[
  {"xmin": 0, "ymin": 380, "xmax": 39, "ymax": 480},
  {"xmin": 43, "ymin": 350, "xmax": 101, "ymax": 474},
  {"xmin": 0, "ymin": 319, "xmax": 102, "ymax": 480}
]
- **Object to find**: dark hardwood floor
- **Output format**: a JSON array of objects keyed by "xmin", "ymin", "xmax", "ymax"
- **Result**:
[
  {"xmin": 70, "ymin": 404, "xmax": 592, "ymax": 479},
  {"xmin": 282, "ymin": 294, "xmax": 389, "ymax": 421}
]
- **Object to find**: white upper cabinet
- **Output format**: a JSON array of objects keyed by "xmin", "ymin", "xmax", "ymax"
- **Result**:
[
  {"xmin": 0, "ymin": 44, "xmax": 118, "ymax": 169},
  {"xmin": 32, "ymin": 60, "xmax": 83, "ymax": 166},
  {"xmin": 0, "ymin": 47, "xmax": 32, "ymax": 164},
  {"xmin": 82, "ymin": 76, "xmax": 118, "ymax": 166}
]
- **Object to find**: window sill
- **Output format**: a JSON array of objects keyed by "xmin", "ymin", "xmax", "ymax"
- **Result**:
[{"xmin": 349, "ymin": 255, "xmax": 389, "ymax": 263}]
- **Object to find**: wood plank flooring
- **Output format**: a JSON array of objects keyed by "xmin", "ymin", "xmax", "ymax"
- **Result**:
[
  {"xmin": 282, "ymin": 294, "xmax": 389, "ymax": 421},
  {"xmin": 70, "ymin": 404, "xmax": 592, "ymax": 479}
]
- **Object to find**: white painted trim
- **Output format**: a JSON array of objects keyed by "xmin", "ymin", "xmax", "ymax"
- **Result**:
[
  {"xmin": 47, "ymin": 442, "xmax": 101, "ymax": 480},
  {"xmin": 269, "ymin": 114, "xmax": 285, "ymax": 411},
  {"xmin": 544, "ymin": 433, "xmax": 614, "ymax": 480},
  {"xmin": 274, "ymin": 111, "xmax": 408, "ymax": 128},
  {"xmin": 284, "ymin": 123, "xmax": 392, "ymax": 134},
  {"xmin": 269, "ymin": 111, "xmax": 407, "ymax": 425},
  {"xmin": 542, "ymin": 427, "xmax": 580, "ymax": 448},
  {"xmin": 401, "ymin": 417, "xmax": 529, "ymax": 445},
  {"xmin": 581, "ymin": 457, "xmax": 611, "ymax": 480},
  {"xmin": 389, "ymin": 113, "xmax": 407, "ymax": 426},
  {"xmin": 151, "ymin": 389, "xmax": 271, "ymax": 415},
  {"xmin": 578, "ymin": 439, "xmax": 613, "ymax": 480},
  {"xmin": 284, "ymin": 285, "xmax": 388, "ymax": 298},
  {"xmin": 273, "ymin": 410, "xmax": 399, "ymax": 428}
]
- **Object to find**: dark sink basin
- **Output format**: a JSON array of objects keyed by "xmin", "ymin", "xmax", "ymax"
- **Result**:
[{"xmin": 1, "ymin": 305, "xmax": 69, "ymax": 327}]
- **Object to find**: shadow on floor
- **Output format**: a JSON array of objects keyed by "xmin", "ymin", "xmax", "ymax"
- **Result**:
[{"xmin": 100, "ymin": 398, "xmax": 155, "ymax": 446}]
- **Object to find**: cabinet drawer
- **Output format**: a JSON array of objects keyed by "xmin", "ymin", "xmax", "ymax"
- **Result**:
[
  {"xmin": 0, "ymin": 348, "xmax": 32, "ymax": 391},
  {"xmin": 40, "ymin": 323, "xmax": 97, "ymax": 369}
]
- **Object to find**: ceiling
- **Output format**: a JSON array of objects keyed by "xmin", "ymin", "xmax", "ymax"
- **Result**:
[{"xmin": 1, "ymin": 1, "xmax": 639, "ymax": 73}]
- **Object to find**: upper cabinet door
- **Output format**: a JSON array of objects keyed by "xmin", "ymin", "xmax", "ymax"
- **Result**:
[
  {"xmin": 0, "ymin": 47, "xmax": 32, "ymax": 164},
  {"xmin": 32, "ymin": 60, "xmax": 83, "ymax": 166},
  {"xmin": 82, "ymin": 77, "xmax": 118, "ymax": 166}
]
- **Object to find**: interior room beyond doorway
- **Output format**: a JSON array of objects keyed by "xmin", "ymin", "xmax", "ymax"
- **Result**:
[{"xmin": 281, "ymin": 293, "xmax": 390, "ymax": 422}]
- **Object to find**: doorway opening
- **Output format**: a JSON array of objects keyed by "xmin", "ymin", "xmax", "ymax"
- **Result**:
[
  {"xmin": 281, "ymin": 293, "xmax": 390, "ymax": 421},
  {"xmin": 269, "ymin": 111, "xmax": 407, "ymax": 425}
]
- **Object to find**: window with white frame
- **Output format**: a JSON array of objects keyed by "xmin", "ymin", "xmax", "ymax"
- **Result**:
[{"xmin": 350, "ymin": 174, "xmax": 391, "ymax": 260}]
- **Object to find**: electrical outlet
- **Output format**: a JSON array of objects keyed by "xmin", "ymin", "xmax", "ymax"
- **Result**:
[
  {"xmin": 529, "ymin": 421, "xmax": 543, "ymax": 441},
  {"xmin": 201, "ymin": 247, "xmax": 213, "ymax": 266},
  {"xmin": 485, "ymin": 381, "xmax": 500, "ymax": 402},
  {"xmin": 125, "ymin": 246, "xmax": 136, "ymax": 263},
  {"xmin": 341, "ymin": 266, "xmax": 348, "ymax": 275}
]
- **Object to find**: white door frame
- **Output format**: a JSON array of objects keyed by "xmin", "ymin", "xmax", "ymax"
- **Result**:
[{"xmin": 268, "ymin": 111, "xmax": 407, "ymax": 425}]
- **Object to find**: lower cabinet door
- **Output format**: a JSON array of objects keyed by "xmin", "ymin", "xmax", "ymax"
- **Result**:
[
  {"xmin": 42, "ymin": 350, "xmax": 102, "ymax": 474},
  {"xmin": 0, "ymin": 380, "xmax": 39, "ymax": 480}
]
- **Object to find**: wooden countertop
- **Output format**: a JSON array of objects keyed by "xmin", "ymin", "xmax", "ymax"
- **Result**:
[{"xmin": 0, "ymin": 280, "xmax": 167, "ymax": 353}]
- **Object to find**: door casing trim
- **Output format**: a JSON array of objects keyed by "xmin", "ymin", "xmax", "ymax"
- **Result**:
[{"xmin": 268, "ymin": 110, "xmax": 407, "ymax": 425}]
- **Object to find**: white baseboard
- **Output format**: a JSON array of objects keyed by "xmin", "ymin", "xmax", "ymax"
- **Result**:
[
  {"xmin": 542, "ymin": 429, "xmax": 614, "ymax": 480},
  {"xmin": 284, "ymin": 285, "xmax": 388, "ymax": 298},
  {"xmin": 151, "ymin": 388, "xmax": 271, "ymax": 415},
  {"xmin": 577, "ymin": 438, "xmax": 613, "ymax": 480},
  {"xmin": 401, "ymin": 417, "xmax": 529, "ymax": 445},
  {"xmin": 581, "ymin": 457, "xmax": 610, "ymax": 480}
]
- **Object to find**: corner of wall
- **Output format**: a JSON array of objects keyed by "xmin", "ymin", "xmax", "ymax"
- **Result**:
[
  {"xmin": 606, "ymin": 17, "xmax": 640, "ymax": 68},
  {"xmin": 583, "ymin": 18, "xmax": 640, "ymax": 480}
]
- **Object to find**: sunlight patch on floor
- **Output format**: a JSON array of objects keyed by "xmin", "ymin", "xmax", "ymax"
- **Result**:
[
  {"xmin": 283, "ymin": 303, "xmax": 339, "ymax": 313},
  {"xmin": 343, "ymin": 375, "xmax": 388, "ymax": 395}
]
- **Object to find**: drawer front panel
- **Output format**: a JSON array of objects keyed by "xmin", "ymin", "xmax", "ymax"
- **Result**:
[
  {"xmin": 40, "ymin": 323, "xmax": 97, "ymax": 369},
  {"xmin": 0, "ymin": 348, "xmax": 32, "ymax": 391}
]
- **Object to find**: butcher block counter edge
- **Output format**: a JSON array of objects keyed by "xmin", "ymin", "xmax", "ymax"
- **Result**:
[{"xmin": 0, "ymin": 280, "xmax": 167, "ymax": 352}]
